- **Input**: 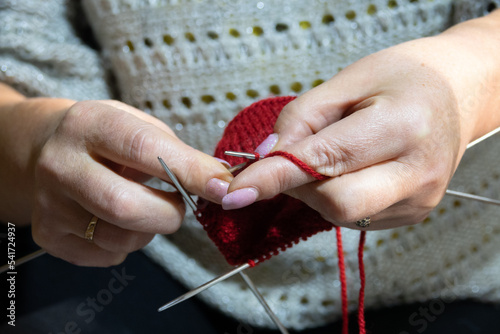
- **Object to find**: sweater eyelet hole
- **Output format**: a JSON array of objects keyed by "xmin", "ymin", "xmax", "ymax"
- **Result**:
[
  {"xmin": 246, "ymin": 89, "xmax": 259, "ymax": 98},
  {"xmin": 163, "ymin": 34, "xmax": 175, "ymax": 45},
  {"xmin": 388, "ymin": 0, "xmax": 398, "ymax": 9},
  {"xmin": 322, "ymin": 14, "xmax": 335, "ymax": 25},
  {"xmin": 269, "ymin": 85, "xmax": 281, "ymax": 95},
  {"xmin": 226, "ymin": 92, "xmax": 237, "ymax": 101},
  {"xmin": 185, "ymin": 32, "xmax": 196, "ymax": 42},
  {"xmin": 367, "ymin": 4, "xmax": 377, "ymax": 15},
  {"xmin": 299, "ymin": 21, "xmax": 311, "ymax": 29},
  {"xmin": 144, "ymin": 38, "xmax": 153, "ymax": 47},
  {"xmin": 229, "ymin": 28, "xmax": 240, "ymax": 37},
  {"xmin": 181, "ymin": 97, "xmax": 192, "ymax": 108},
  {"xmin": 275, "ymin": 23, "xmax": 288, "ymax": 32},
  {"xmin": 345, "ymin": 10, "xmax": 356, "ymax": 20},
  {"xmin": 252, "ymin": 26, "xmax": 264, "ymax": 36}
]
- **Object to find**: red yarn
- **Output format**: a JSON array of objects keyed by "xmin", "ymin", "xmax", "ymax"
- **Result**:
[
  {"xmin": 336, "ymin": 226, "xmax": 349, "ymax": 334},
  {"xmin": 266, "ymin": 151, "xmax": 329, "ymax": 181},
  {"xmin": 358, "ymin": 231, "xmax": 367, "ymax": 334},
  {"xmin": 196, "ymin": 96, "xmax": 366, "ymax": 334}
]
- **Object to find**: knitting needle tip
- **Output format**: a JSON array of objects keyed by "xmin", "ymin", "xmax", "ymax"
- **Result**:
[
  {"xmin": 157, "ymin": 262, "xmax": 251, "ymax": 312},
  {"xmin": 227, "ymin": 162, "xmax": 247, "ymax": 174},
  {"xmin": 224, "ymin": 151, "xmax": 258, "ymax": 160},
  {"xmin": 157, "ymin": 295, "xmax": 188, "ymax": 312}
]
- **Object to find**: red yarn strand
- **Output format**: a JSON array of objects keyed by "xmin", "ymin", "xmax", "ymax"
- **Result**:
[
  {"xmin": 266, "ymin": 151, "xmax": 329, "ymax": 180},
  {"xmin": 358, "ymin": 231, "xmax": 367, "ymax": 334},
  {"xmin": 335, "ymin": 226, "xmax": 349, "ymax": 334},
  {"xmin": 264, "ymin": 150, "xmax": 368, "ymax": 334}
]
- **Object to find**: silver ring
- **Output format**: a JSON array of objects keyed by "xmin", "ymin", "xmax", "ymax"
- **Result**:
[
  {"xmin": 85, "ymin": 215, "xmax": 99, "ymax": 242},
  {"xmin": 355, "ymin": 217, "xmax": 371, "ymax": 228}
]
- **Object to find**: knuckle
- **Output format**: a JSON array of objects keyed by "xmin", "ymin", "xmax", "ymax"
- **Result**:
[
  {"xmin": 306, "ymin": 136, "xmax": 350, "ymax": 177},
  {"xmin": 123, "ymin": 124, "xmax": 158, "ymax": 164},
  {"xmin": 36, "ymin": 139, "xmax": 63, "ymax": 181},
  {"xmin": 321, "ymin": 190, "xmax": 362, "ymax": 223},
  {"xmin": 59, "ymin": 101, "xmax": 93, "ymax": 135},
  {"xmin": 160, "ymin": 210, "xmax": 184, "ymax": 235},
  {"xmin": 101, "ymin": 184, "xmax": 137, "ymax": 223},
  {"xmin": 175, "ymin": 155, "xmax": 200, "ymax": 190},
  {"xmin": 31, "ymin": 201, "xmax": 58, "ymax": 247}
]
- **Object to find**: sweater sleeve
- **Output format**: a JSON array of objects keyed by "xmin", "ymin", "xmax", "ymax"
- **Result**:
[
  {"xmin": 0, "ymin": 0, "xmax": 111, "ymax": 100},
  {"xmin": 452, "ymin": 0, "xmax": 500, "ymax": 23}
]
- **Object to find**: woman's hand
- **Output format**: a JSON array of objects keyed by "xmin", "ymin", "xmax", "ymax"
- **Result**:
[
  {"xmin": 0, "ymin": 86, "xmax": 233, "ymax": 266},
  {"xmin": 223, "ymin": 11, "xmax": 500, "ymax": 230}
]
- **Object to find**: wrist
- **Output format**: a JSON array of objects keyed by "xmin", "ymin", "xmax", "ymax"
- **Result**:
[
  {"xmin": 0, "ymin": 91, "xmax": 75, "ymax": 223},
  {"xmin": 439, "ymin": 10, "xmax": 500, "ymax": 144}
]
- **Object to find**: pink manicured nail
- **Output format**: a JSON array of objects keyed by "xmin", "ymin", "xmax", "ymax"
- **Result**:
[
  {"xmin": 222, "ymin": 187, "xmax": 259, "ymax": 210},
  {"xmin": 205, "ymin": 178, "xmax": 230, "ymax": 203},
  {"xmin": 215, "ymin": 158, "xmax": 231, "ymax": 168},
  {"xmin": 255, "ymin": 133, "xmax": 278, "ymax": 156}
]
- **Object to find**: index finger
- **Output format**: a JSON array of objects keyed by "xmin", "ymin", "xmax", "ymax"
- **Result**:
[{"xmin": 65, "ymin": 101, "xmax": 233, "ymax": 199}]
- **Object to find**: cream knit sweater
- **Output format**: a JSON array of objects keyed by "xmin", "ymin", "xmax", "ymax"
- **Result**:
[{"xmin": 1, "ymin": 0, "xmax": 500, "ymax": 330}]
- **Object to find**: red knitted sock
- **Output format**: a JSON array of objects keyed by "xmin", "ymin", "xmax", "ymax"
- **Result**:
[{"xmin": 196, "ymin": 96, "xmax": 366, "ymax": 334}]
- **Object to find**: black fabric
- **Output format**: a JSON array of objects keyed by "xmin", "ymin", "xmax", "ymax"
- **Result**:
[{"xmin": 1, "ymin": 225, "xmax": 499, "ymax": 334}]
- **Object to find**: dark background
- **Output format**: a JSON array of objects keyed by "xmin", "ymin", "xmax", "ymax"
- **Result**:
[{"xmin": 1, "ymin": 225, "xmax": 499, "ymax": 334}]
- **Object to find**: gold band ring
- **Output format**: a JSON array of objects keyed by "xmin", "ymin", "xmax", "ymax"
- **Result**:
[
  {"xmin": 355, "ymin": 217, "xmax": 371, "ymax": 228},
  {"xmin": 85, "ymin": 215, "xmax": 99, "ymax": 242}
]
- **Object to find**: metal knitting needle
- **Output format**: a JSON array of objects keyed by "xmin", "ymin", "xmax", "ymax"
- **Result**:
[
  {"xmin": 445, "ymin": 190, "xmax": 500, "ymax": 206},
  {"xmin": 157, "ymin": 157, "xmax": 289, "ymax": 333},
  {"xmin": 0, "ymin": 159, "xmax": 256, "ymax": 274},
  {"xmin": 239, "ymin": 270, "xmax": 290, "ymax": 334},
  {"xmin": 226, "ymin": 151, "xmax": 500, "ymax": 207},
  {"xmin": 158, "ymin": 261, "xmax": 289, "ymax": 333},
  {"xmin": 158, "ymin": 262, "xmax": 251, "ymax": 311},
  {"xmin": 225, "ymin": 127, "xmax": 500, "ymax": 159},
  {"xmin": 157, "ymin": 157, "xmax": 197, "ymax": 212},
  {"xmin": 467, "ymin": 126, "xmax": 500, "ymax": 149},
  {"xmin": 228, "ymin": 162, "xmax": 248, "ymax": 174},
  {"xmin": 225, "ymin": 151, "xmax": 259, "ymax": 160}
]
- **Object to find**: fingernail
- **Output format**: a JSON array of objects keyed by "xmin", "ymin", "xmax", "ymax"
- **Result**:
[
  {"xmin": 205, "ymin": 178, "xmax": 230, "ymax": 203},
  {"xmin": 255, "ymin": 133, "xmax": 278, "ymax": 156},
  {"xmin": 222, "ymin": 187, "xmax": 258, "ymax": 210},
  {"xmin": 214, "ymin": 158, "xmax": 232, "ymax": 168}
]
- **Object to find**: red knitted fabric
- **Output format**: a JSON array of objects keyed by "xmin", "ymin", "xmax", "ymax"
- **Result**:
[
  {"xmin": 196, "ymin": 96, "xmax": 334, "ymax": 266},
  {"xmin": 196, "ymin": 96, "xmax": 366, "ymax": 334}
]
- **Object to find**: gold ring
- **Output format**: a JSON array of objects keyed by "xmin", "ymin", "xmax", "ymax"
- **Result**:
[
  {"xmin": 355, "ymin": 217, "xmax": 371, "ymax": 228},
  {"xmin": 85, "ymin": 215, "xmax": 99, "ymax": 242}
]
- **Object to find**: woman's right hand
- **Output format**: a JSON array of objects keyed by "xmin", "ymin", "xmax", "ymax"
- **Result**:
[{"xmin": 0, "ymin": 85, "xmax": 233, "ymax": 266}]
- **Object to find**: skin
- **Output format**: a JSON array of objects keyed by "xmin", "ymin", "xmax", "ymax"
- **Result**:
[
  {"xmin": 226, "ymin": 10, "xmax": 500, "ymax": 230},
  {"xmin": 0, "ymin": 86, "xmax": 233, "ymax": 266},
  {"xmin": 1, "ymin": 10, "xmax": 499, "ymax": 266}
]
